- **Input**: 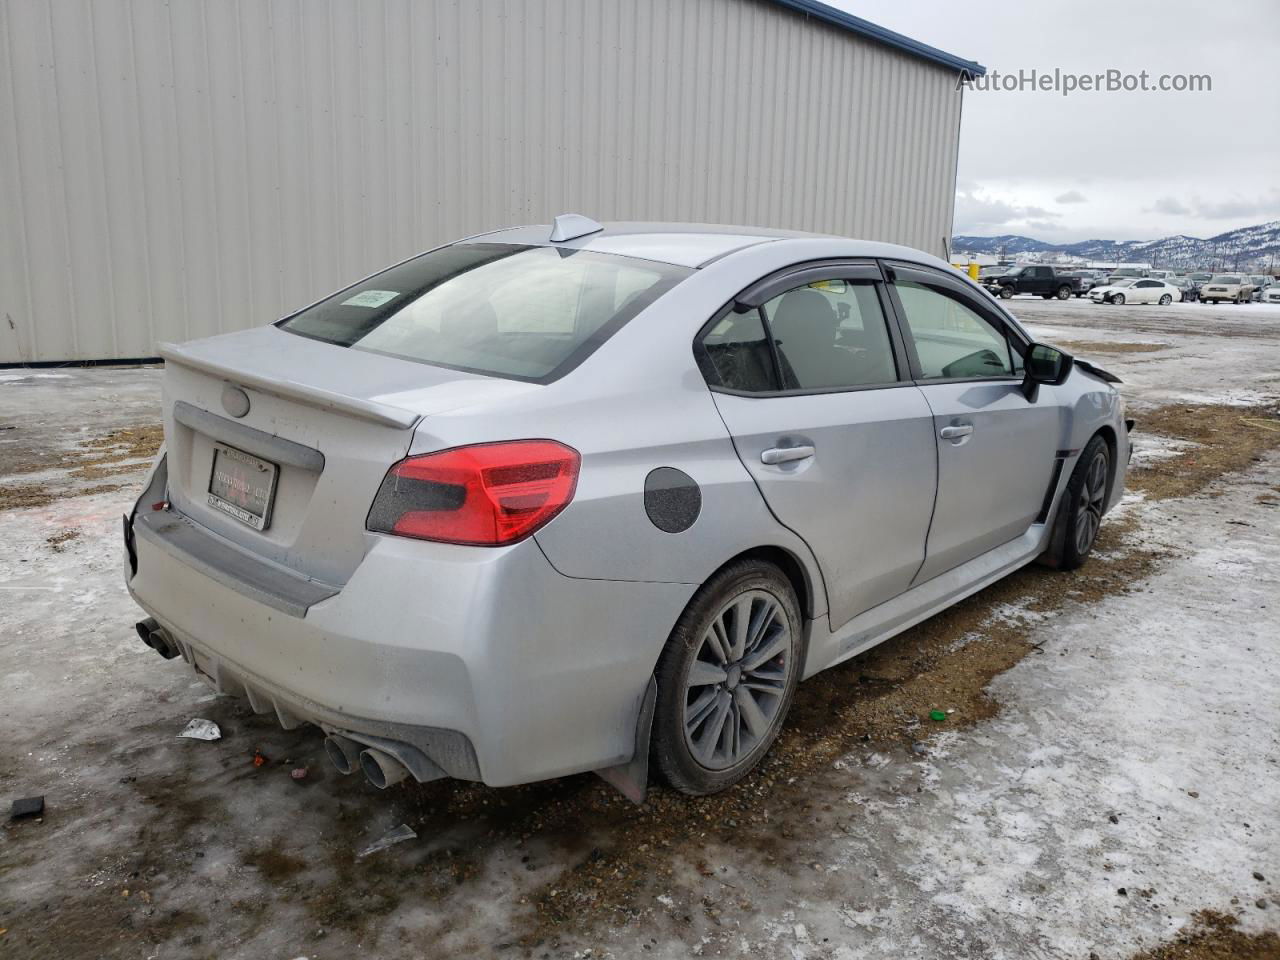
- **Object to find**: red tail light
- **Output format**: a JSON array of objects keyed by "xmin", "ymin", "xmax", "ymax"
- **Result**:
[{"xmin": 367, "ymin": 440, "xmax": 580, "ymax": 545}]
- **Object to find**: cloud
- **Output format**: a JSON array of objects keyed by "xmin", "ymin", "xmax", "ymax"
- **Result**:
[
  {"xmin": 1150, "ymin": 196, "xmax": 1191, "ymax": 216},
  {"xmin": 1146, "ymin": 190, "xmax": 1280, "ymax": 221},
  {"xmin": 954, "ymin": 188, "xmax": 1060, "ymax": 234},
  {"xmin": 1191, "ymin": 191, "xmax": 1280, "ymax": 220},
  {"xmin": 1055, "ymin": 190, "xmax": 1088, "ymax": 204}
]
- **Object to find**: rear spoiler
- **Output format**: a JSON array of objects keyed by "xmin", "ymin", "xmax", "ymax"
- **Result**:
[{"xmin": 158, "ymin": 343, "xmax": 420, "ymax": 429}]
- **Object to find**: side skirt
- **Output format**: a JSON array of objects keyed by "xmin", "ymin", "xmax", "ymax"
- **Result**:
[{"xmin": 801, "ymin": 524, "xmax": 1050, "ymax": 680}]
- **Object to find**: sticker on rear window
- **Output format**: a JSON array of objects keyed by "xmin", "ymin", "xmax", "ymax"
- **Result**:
[{"xmin": 341, "ymin": 290, "xmax": 400, "ymax": 308}]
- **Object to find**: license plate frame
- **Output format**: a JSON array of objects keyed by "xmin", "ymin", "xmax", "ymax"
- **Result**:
[{"xmin": 207, "ymin": 442, "xmax": 279, "ymax": 531}]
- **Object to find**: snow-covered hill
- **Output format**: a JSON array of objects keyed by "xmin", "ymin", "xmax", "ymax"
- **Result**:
[{"xmin": 953, "ymin": 220, "xmax": 1280, "ymax": 270}]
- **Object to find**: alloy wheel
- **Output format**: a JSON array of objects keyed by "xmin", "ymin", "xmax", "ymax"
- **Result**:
[
  {"xmin": 683, "ymin": 589, "xmax": 792, "ymax": 771},
  {"xmin": 1074, "ymin": 450, "xmax": 1108, "ymax": 555}
]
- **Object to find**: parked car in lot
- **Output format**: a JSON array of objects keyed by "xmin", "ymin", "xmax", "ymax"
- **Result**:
[
  {"xmin": 983, "ymin": 264, "xmax": 1084, "ymax": 300},
  {"xmin": 1199, "ymin": 275, "xmax": 1256, "ymax": 304},
  {"xmin": 124, "ymin": 218, "xmax": 1131, "ymax": 798},
  {"xmin": 1064, "ymin": 271, "xmax": 1103, "ymax": 296},
  {"xmin": 1090, "ymin": 278, "xmax": 1182, "ymax": 305},
  {"xmin": 1261, "ymin": 285, "xmax": 1280, "ymax": 304},
  {"xmin": 1106, "ymin": 268, "xmax": 1147, "ymax": 284},
  {"xmin": 1169, "ymin": 277, "xmax": 1199, "ymax": 302},
  {"xmin": 1248, "ymin": 276, "xmax": 1273, "ymax": 301}
]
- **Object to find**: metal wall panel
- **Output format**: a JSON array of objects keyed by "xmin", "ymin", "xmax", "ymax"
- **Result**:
[{"xmin": 0, "ymin": 0, "xmax": 964, "ymax": 362}]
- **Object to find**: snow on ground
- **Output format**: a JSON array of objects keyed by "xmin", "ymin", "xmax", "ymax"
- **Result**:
[
  {"xmin": 0, "ymin": 300, "xmax": 1277, "ymax": 959},
  {"xmin": 728, "ymin": 476, "xmax": 1279, "ymax": 960}
]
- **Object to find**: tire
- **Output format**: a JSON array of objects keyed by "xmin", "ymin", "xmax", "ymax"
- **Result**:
[
  {"xmin": 1159, "ymin": 294, "xmax": 1172, "ymax": 305},
  {"xmin": 1112, "ymin": 293, "xmax": 1125, "ymax": 305},
  {"xmin": 651, "ymin": 559, "xmax": 803, "ymax": 796},
  {"xmin": 1056, "ymin": 285, "xmax": 1072, "ymax": 300},
  {"xmin": 1047, "ymin": 434, "xmax": 1111, "ymax": 571},
  {"xmin": 999, "ymin": 286, "xmax": 1014, "ymax": 299}
]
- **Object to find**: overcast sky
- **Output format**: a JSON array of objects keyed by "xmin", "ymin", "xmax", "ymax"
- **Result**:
[{"xmin": 832, "ymin": 0, "xmax": 1280, "ymax": 242}]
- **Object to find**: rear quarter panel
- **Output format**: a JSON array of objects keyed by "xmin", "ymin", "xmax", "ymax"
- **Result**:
[{"xmin": 402, "ymin": 251, "xmax": 840, "ymax": 618}]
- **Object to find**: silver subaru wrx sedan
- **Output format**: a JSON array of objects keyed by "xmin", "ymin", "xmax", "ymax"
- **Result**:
[{"xmin": 125, "ymin": 217, "xmax": 1131, "ymax": 799}]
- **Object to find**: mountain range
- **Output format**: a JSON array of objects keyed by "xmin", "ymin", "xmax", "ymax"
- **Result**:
[{"xmin": 953, "ymin": 220, "xmax": 1280, "ymax": 271}]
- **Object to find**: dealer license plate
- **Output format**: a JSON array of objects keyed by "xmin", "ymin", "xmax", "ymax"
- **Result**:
[{"xmin": 207, "ymin": 443, "xmax": 278, "ymax": 531}]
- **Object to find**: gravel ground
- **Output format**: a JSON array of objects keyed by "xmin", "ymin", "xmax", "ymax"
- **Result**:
[{"xmin": 1, "ymin": 298, "xmax": 1278, "ymax": 959}]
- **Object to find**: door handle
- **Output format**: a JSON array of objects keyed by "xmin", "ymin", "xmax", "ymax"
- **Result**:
[
  {"xmin": 939, "ymin": 425, "xmax": 974, "ymax": 441},
  {"xmin": 761, "ymin": 444, "xmax": 815, "ymax": 465}
]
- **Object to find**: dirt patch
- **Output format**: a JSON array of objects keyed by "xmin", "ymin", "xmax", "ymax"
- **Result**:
[
  {"xmin": 1, "ymin": 423, "xmax": 161, "ymax": 477},
  {"xmin": 1058, "ymin": 340, "xmax": 1169, "ymax": 354},
  {"xmin": 0, "ymin": 423, "xmax": 159, "ymax": 510},
  {"xmin": 0, "ymin": 484, "xmax": 59, "ymax": 510},
  {"xmin": 0, "ymin": 482, "xmax": 124, "ymax": 512},
  {"xmin": 45, "ymin": 528, "xmax": 81, "ymax": 551},
  {"xmin": 1129, "ymin": 404, "xmax": 1280, "ymax": 501},
  {"xmin": 78, "ymin": 425, "xmax": 164, "ymax": 464},
  {"xmin": 1129, "ymin": 909, "xmax": 1280, "ymax": 960},
  {"xmin": 243, "ymin": 841, "xmax": 308, "ymax": 883}
]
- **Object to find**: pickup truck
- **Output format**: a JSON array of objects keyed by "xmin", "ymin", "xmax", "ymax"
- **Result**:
[{"xmin": 983, "ymin": 265, "xmax": 1085, "ymax": 300}]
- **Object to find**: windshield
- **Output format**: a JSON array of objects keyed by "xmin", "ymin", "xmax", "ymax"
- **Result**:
[
  {"xmin": 279, "ymin": 244, "xmax": 690, "ymax": 382},
  {"xmin": 1210, "ymin": 276, "xmax": 1242, "ymax": 284}
]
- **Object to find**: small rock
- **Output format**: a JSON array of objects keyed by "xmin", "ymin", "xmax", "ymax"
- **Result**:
[
  {"xmin": 1187, "ymin": 790, "xmax": 1199, "ymax": 799},
  {"xmin": 1258, "ymin": 899, "xmax": 1269, "ymax": 911},
  {"xmin": 1254, "ymin": 871, "xmax": 1266, "ymax": 882},
  {"xmin": 911, "ymin": 742, "xmax": 928, "ymax": 756},
  {"xmin": 1108, "ymin": 814, "xmax": 1119, "ymax": 824},
  {"xmin": 10, "ymin": 796, "xmax": 44, "ymax": 820},
  {"xmin": 1117, "ymin": 887, "xmax": 1128, "ymax": 897}
]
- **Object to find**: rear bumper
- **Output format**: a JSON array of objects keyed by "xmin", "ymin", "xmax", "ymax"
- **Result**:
[{"xmin": 125, "ymin": 462, "xmax": 695, "ymax": 787}]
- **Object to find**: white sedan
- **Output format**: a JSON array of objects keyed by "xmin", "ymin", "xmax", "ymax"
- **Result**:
[{"xmin": 1089, "ymin": 278, "xmax": 1182, "ymax": 305}]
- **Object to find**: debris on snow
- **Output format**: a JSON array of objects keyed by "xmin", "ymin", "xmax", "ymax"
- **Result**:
[
  {"xmin": 177, "ymin": 719, "xmax": 221, "ymax": 741},
  {"xmin": 357, "ymin": 824, "xmax": 417, "ymax": 858}
]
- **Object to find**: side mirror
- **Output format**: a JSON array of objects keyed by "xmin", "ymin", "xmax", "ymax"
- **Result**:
[{"xmin": 1021, "ymin": 343, "xmax": 1073, "ymax": 401}]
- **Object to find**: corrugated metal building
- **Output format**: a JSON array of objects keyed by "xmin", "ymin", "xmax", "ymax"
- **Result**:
[{"xmin": 0, "ymin": 0, "xmax": 983, "ymax": 364}]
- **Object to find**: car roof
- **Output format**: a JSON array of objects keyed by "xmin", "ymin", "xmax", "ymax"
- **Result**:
[{"xmin": 463, "ymin": 221, "xmax": 945, "ymax": 270}]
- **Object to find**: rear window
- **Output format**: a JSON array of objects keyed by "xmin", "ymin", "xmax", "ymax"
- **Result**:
[{"xmin": 279, "ymin": 243, "xmax": 690, "ymax": 382}]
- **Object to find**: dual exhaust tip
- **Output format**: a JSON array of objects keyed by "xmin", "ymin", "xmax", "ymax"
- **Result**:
[
  {"xmin": 135, "ymin": 618, "xmax": 180, "ymax": 660},
  {"xmin": 324, "ymin": 735, "xmax": 409, "ymax": 789}
]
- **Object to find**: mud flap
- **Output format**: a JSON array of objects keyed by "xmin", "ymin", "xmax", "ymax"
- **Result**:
[{"xmin": 594, "ymin": 676, "xmax": 657, "ymax": 805}]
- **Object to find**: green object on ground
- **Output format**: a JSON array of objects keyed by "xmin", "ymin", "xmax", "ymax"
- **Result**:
[{"xmin": 930, "ymin": 710, "xmax": 947, "ymax": 722}]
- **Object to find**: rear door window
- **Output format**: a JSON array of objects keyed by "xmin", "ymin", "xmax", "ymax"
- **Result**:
[
  {"xmin": 762, "ymin": 279, "xmax": 899, "ymax": 390},
  {"xmin": 279, "ymin": 244, "xmax": 690, "ymax": 382}
]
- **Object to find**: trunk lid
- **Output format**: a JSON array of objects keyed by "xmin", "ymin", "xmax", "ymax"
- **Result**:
[{"xmin": 158, "ymin": 325, "xmax": 539, "ymax": 585}]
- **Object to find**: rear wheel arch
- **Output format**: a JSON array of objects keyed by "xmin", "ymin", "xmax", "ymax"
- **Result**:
[{"xmin": 713, "ymin": 545, "xmax": 817, "ymax": 622}]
